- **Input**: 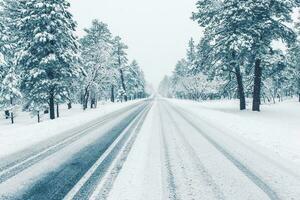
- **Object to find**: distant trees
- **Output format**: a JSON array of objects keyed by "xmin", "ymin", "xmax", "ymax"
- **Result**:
[
  {"xmin": 160, "ymin": 0, "xmax": 300, "ymax": 111},
  {"xmin": 0, "ymin": 1, "xmax": 147, "ymax": 123},
  {"xmin": 159, "ymin": 38, "xmax": 224, "ymax": 102},
  {"xmin": 125, "ymin": 60, "xmax": 146, "ymax": 100}
]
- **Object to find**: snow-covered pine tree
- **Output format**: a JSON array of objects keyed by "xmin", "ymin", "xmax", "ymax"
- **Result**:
[
  {"xmin": 186, "ymin": 38, "xmax": 197, "ymax": 72},
  {"xmin": 193, "ymin": 37, "xmax": 213, "ymax": 75},
  {"xmin": 0, "ymin": 66, "xmax": 22, "ymax": 124},
  {"xmin": 193, "ymin": 0, "xmax": 299, "ymax": 111},
  {"xmin": 80, "ymin": 20, "xmax": 113, "ymax": 109},
  {"xmin": 261, "ymin": 49, "xmax": 288, "ymax": 103},
  {"xmin": 171, "ymin": 59, "xmax": 189, "ymax": 99},
  {"xmin": 291, "ymin": 14, "xmax": 300, "ymax": 102},
  {"xmin": 112, "ymin": 36, "xmax": 129, "ymax": 102},
  {"xmin": 193, "ymin": 0, "xmax": 251, "ymax": 110},
  {"xmin": 14, "ymin": 0, "xmax": 81, "ymax": 119},
  {"xmin": 245, "ymin": 0, "xmax": 298, "ymax": 111},
  {"xmin": 125, "ymin": 60, "xmax": 146, "ymax": 100},
  {"xmin": 0, "ymin": 0, "xmax": 23, "ymax": 122},
  {"xmin": 288, "ymin": 43, "xmax": 300, "ymax": 102}
]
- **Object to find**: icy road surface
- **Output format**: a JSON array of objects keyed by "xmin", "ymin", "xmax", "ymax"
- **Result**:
[{"xmin": 0, "ymin": 98, "xmax": 300, "ymax": 200}]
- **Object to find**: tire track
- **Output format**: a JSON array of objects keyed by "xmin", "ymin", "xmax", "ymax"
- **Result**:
[
  {"xmin": 162, "ymin": 102, "xmax": 225, "ymax": 200},
  {"xmin": 0, "ymin": 101, "xmax": 146, "ymax": 184},
  {"xmin": 88, "ymin": 103, "xmax": 152, "ymax": 200},
  {"xmin": 167, "ymin": 101, "xmax": 280, "ymax": 200},
  {"xmin": 0, "ymin": 102, "xmax": 149, "ymax": 200},
  {"xmin": 158, "ymin": 103, "xmax": 179, "ymax": 200}
]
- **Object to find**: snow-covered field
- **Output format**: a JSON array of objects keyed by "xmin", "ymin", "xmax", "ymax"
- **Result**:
[
  {"xmin": 168, "ymin": 98, "xmax": 300, "ymax": 165},
  {"xmin": 0, "ymin": 100, "xmax": 142, "ymax": 159}
]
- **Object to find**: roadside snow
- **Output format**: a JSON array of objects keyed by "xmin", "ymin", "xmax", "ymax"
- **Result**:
[
  {"xmin": 168, "ymin": 98, "xmax": 300, "ymax": 165},
  {"xmin": 0, "ymin": 101, "xmax": 142, "ymax": 159}
]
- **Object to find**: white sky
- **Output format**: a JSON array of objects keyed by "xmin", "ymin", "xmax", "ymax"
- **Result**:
[{"xmin": 69, "ymin": 0, "xmax": 203, "ymax": 88}]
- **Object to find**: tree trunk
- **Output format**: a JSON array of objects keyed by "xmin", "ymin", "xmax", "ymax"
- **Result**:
[
  {"xmin": 111, "ymin": 85, "xmax": 115, "ymax": 103},
  {"xmin": 10, "ymin": 97, "xmax": 14, "ymax": 124},
  {"xmin": 49, "ymin": 93, "xmax": 55, "ymax": 120},
  {"xmin": 67, "ymin": 102, "xmax": 72, "ymax": 109},
  {"xmin": 37, "ymin": 111, "xmax": 40, "ymax": 123},
  {"xmin": 11, "ymin": 112, "xmax": 14, "ymax": 124},
  {"xmin": 235, "ymin": 66, "xmax": 246, "ymax": 110},
  {"xmin": 83, "ymin": 87, "xmax": 89, "ymax": 110},
  {"xmin": 120, "ymin": 69, "xmax": 127, "ymax": 102},
  {"xmin": 90, "ymin": 98, "xmax": 95, "ymax": 109},
  {"xmin": 5, "ymin": 110, "xmax": 9, "ymax": 119},
  {"xmin": 56, "ymin": 103, "xmax": 59, "ymax": 118},
  {"xmin": 252, "ymin": 59, "xmax": 262, "ymax": 111},
  {"xmin": 298, "ymin": 93, "xmax": 300, "ymax": 102}
]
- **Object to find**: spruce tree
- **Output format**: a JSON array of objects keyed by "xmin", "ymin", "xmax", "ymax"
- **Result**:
[
  {"xmin": 15, "ymin": 0, "xmax": 80, "ymax": 119},
  {"xmin": 125, "ymin": 60, "xmax": 146, "ymax": 99},
  {"xmin": 0, "ymin": 0, "xmax": 23, "ymax": 122},
  {"xmin": 112, "ymin": 36, "xmax": 129, "ymax": 102},
  {"xmin": 186, "ymin": 38, "xmax": 197, "ymax": 71},
  {"xmin": 0, "ymin": 67, "xmax": 22, "ymax": 124}
]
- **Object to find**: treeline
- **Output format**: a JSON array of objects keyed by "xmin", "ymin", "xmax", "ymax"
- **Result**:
[
  {"xmin": 159, "ymin": 0, "xmax": 300, "ymax": 111},
  {"xmin": 0, "ymin": 0, "xmax": 147, "ymax": 124}
]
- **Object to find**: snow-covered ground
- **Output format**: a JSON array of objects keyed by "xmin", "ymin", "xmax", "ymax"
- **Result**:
[
  {"xmin": 107, "ymin": 98, "xmax": 300, "ymax": 200},
  {"xmin": 0, "ymin": 100, "xmax": 142, "ymax": 159},
  {"xmin": 168, "ymin": 98, "xmax": 300, "ymax": 165}
]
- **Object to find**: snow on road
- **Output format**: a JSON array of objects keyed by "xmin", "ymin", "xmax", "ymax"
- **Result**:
[
  {"xmin": 0, "ymin": 100, "xmax": 142, "ymax": 159},
  {"xmin": 1, "ymin": 98, "xmax": 300, "ymax": 199},
  {"xmin": 107, "ymin": 100, "xmax": 163, "ymax": 200},
  {"xmin": 107, "ymin": 98, "xmax": 300, "ymax": 200},
  {"xmin": 0, "ymin": 101, "xmax": 149, "ymax": 199}
]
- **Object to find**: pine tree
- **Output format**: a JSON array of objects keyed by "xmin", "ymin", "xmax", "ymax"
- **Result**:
[
  {"xmin": 80, "ymin": 20, "xmax": 113, "ymax": 109},
  {"xmin": 288, "ymin": 43, "xmax": 300, "ymax": 102},
  {"xmin": 0, "ymin": 0, "xmax": 23, "ymax": 122},
  {"xmin": 125, "ymin": 60, "xmax": 146, "ymax": 99},
  {"xmin": 112, "ymin": 36, "xmax": 129, "ymax": 102},
  {"xmin": 14, "ymin": 0, "xmax": 81, "ymax": 119},
  {"xmin": 193, "ymin": 0, "xmax": 299, "ymax": 111},
  {"xmin": 193, "ymin": 0, "xmax": 251, "ymax": 110},
  {"xmin": 0, "ymin": 67, "xmax": 22, "ymax": 124},
  {"xmin": 186, "ymin": 38, "xmax": 197, "ymax": 71},
  {"xmin": 247, "ymin": 1, "xmax": 298, "ymax": 111}
]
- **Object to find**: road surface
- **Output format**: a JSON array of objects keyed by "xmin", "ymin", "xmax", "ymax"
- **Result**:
[{"xmin": 0, "ymin": 98, "xmax": 300, "ymax": 200}]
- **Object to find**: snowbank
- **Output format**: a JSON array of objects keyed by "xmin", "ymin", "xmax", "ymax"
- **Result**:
[
  {"xmin": 168, "ymin": 98, "xmax": 300, "ymax": 165},
  {"xmin": 0, "ymin": 101, "xmax": 142, "ymax": 159}
]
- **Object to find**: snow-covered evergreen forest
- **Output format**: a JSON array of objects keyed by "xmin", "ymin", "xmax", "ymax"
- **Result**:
[
  {"xmin": 0, "ymin": 0, "xmax": 147, "ymax": 124},
  {"xmin": 159, "ymin": 0, "xmax": 300, "ymax": 111}
]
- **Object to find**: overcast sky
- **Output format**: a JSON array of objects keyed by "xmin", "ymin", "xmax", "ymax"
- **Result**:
[{"xmin": 69, "ymin": 0, "xmax": 203, "ymax": 88}]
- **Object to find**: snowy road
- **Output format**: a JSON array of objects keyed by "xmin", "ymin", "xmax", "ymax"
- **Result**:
[
  {"xmin": 0, "ymin": 100, "xmax": 152, "ymax": 200},
  {"xmin": 1, "ymin": 98, "xmax": 300, "ymax": 200},
  {"xmin": 108, "ymin": 99, "xmax": 300, "ymax": 200}
]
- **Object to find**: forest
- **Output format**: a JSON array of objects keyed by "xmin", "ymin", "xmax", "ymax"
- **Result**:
[
  {"xmin": 159, "ymin": 0, "xmax": 300, "ymax": 111},
  {"xmin": 0, "ymin": 0, "xmax": 147, "ymax": 124}
]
